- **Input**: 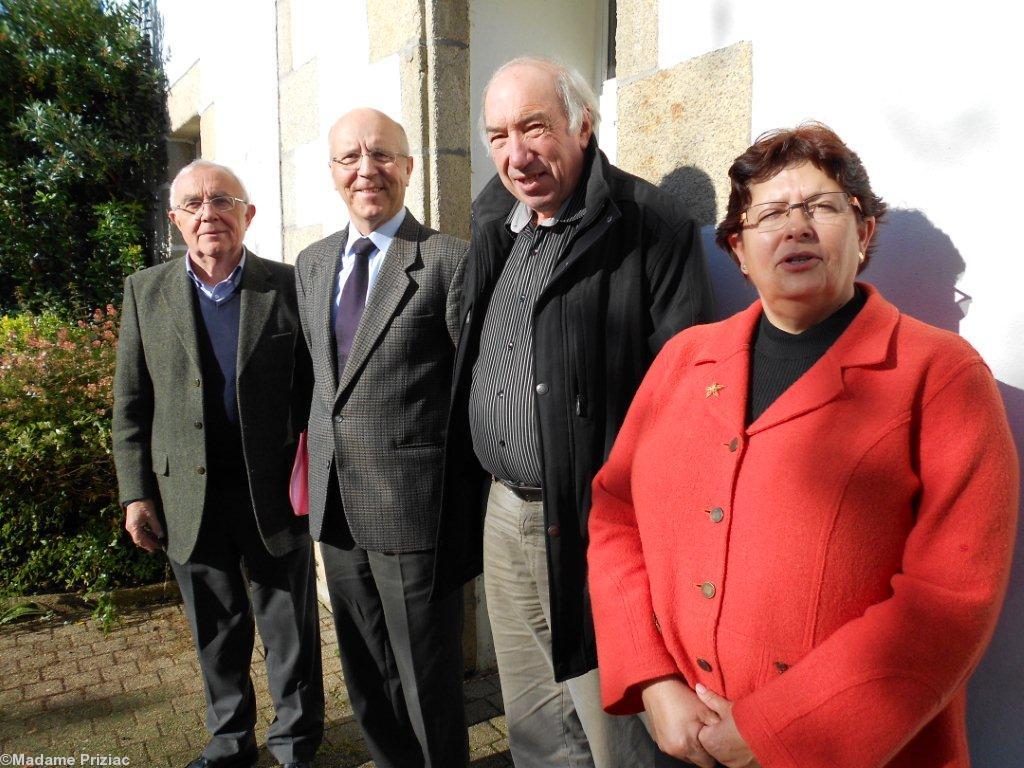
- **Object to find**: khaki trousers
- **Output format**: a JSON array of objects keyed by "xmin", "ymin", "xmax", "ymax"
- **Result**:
[{"xmin": 483, "ymin": 480, "xmax": 655, "ymax": 767}]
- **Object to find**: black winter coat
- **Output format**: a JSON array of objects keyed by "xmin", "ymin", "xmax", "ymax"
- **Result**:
[{"xmin": 432, "ymin": 142, "xmax": 715, "ymax": 680}]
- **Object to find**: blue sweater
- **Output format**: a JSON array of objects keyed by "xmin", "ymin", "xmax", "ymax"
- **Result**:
[{"xmin": 191, "ymin": 288, "xmax": 243, "ymax": 471}]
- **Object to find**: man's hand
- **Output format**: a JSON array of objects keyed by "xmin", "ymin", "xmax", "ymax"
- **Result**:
[
  {"xmin": 125, "ymin": 499, "xmax": 165, "ymax": 552},
  {"xmin": 695, "ymin": 684, "xmax": 761, "ymax": 768},
  {"xmin": 641, "ymin": 676, "xmax": 720, "ymax": 768}
]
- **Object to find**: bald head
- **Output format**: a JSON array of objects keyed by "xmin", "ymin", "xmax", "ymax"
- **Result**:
[
  {"xmin": 169, "ymin": 159, "xmax": 249, "ymax": 207},
  {"xmin": 328, "ymin": 108, "xmax": 414, "ymax": 235},
  {"xmin": 329, "ymin": 108, "xmax": 410, "ymax": 157}
]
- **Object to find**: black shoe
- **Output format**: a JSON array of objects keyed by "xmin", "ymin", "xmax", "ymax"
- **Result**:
[{"xmin": 184, "ymin": 756, "xmax": 257, "ymax": 768}]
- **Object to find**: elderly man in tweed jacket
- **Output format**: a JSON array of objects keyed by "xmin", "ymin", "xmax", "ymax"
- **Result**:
[
  {"xmin": 113, "ymin": 160, "xmax": 322, "ymax": 768},
  {"xmin": 294, "ymin": 108, "xmax": 468, "ymax": 768}
]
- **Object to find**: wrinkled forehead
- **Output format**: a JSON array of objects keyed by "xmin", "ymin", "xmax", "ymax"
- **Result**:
[
  {"xmin": 484, "ymin": 66, "xmax": 562, "ymax": 125},
  {"xmin": 174, "ymin": 169, "xmax": 244, "ymax": 202}
]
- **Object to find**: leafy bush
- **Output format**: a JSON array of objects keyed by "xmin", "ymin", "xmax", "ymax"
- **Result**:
[
  {"xmin": 0, "ymin": 309, "xmax": 168, "ymax": 610},
  {"xmin": 0, "ymin": 0, "xmax": 167, "ymax": 316}
]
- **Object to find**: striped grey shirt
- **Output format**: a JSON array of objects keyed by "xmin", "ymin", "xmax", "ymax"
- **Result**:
[{"xmin": 468, "ymin": 185, "xmax": 588, "ymax": 486}]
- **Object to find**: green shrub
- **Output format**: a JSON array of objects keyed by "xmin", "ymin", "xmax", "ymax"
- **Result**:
[
  {"xmin": 0, "ymin": 0, "xmax": 167, "ymax": 316},
  {"xmin": 0, "ymin": 309, "xmax": 167, "ymax": 609}
]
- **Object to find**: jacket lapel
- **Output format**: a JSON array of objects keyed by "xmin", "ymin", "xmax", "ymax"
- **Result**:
[
  {"xmin": 334, "ymin": 215, "xmax": 418, "ymax": 399},
  {"xmin": 159, "ymin": 260, "xmax": 201, "ymax": 369},
  {"xmin": 691, "ymin": 302, "xmax": 760, "ymax": 435},
  {"xmin": 236, "ymin": 250, "xmax": 277, "ymax": 375},
  {"xmin": 309, "ymin": 228, "xmax": 347, "ymax": 388},
  {"xmin": 747, "ymin": 284, "xmax": 898, "ymax": 434}
]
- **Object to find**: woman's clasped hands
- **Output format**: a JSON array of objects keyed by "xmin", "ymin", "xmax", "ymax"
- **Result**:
[{"xmin": 641, "ymin": 677, "xmax": 761, "ymax": 768}]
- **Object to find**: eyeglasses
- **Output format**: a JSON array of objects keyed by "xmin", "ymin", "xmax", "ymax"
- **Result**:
[
  {"xmin": 741, "ymin": 192, "xmax": 861, "ymax": 233},
  {"xmin": 330, "ymin": 149, "xmax": 407, "ymax": 168},
  {"xmin": 173, "ymin": 196, "xmax": 248, "ymax": 216}
]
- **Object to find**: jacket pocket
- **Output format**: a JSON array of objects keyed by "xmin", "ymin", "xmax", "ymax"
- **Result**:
[{"xmin": 565, "ymin": 298, "xmax": 590, "ymax": 419}]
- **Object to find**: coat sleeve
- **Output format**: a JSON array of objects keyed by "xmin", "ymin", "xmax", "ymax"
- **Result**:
[
  {"xmin": 290, "ymin": 311, "xmax": 314, "ymax": 435},
  {"xmin": 732, "ymin": 359, "xmax": 1019, "ymax": 768},
  {"xmin": 111, "ymin": 275, "xmax": 156, "ymax": 506},
  {"xmin": 294, "ymin": 253, "xmax": 315, "ymax": 356},
  {"xmin": 588, "ymin": 340, "xmax": 687, "ymax": 714},
  {"xmin": 446, "ymin": 241, "xmax": 469, "ymax": 346},
  {"xmin": 645, "ymin": 217, "xmax": 715, "ymax": 354}
]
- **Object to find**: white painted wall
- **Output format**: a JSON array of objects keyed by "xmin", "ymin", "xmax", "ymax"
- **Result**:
[
  {"xmin": 158, "ymin": 0, "xmax": 403, "ymax": 259},
  {"xmin": 159, "ymin": 0, "xmax": 284, "ymax": 262},
  {"xmin": 288, "ymin": 0, "xmax": 402, "ymax": 236},
  {"xmin": 659, "ymin": 2, "xmax": 1024, "ymax": 763}
]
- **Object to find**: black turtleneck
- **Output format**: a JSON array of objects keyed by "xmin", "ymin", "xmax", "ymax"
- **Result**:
[{"xmin": 747, "ymin": 286, "xmax": 867, "ymax": 425}]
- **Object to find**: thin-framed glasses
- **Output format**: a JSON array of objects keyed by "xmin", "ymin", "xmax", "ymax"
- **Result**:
[
  {"xmin": 330, "ymin": 149, "xmax": 407, "ymax": 168},
  {"xmin": 173, "ymin": 195, "xmax": 247, "ymax": 216},
  {"xmin": 741, "ymin": 192, "xmax": 861, "ymax": 233}
]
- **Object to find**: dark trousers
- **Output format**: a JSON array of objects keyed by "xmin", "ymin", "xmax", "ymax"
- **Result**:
[
  {"xmin": 170, "ymin": 480, "xmax": 324, "ymax": 765},
  {"xmin": 319, "ymin": 475, "xmax": 469, "ymax": 768}
]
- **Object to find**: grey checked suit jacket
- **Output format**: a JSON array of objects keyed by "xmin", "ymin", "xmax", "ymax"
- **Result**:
[
  {"xmin": 112, "ymin": 251, "xmax": 313, "ymax": 564},
  {"xmin": 295, "ymin": 211, "xmax": 467, "ymax": 552}
]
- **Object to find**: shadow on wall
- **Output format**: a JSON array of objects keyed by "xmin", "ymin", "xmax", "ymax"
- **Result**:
[
  {"xmin": 670, "ymin": 187, "xmax": 1024, "ymax": 763},
  {"xmin": 862, "ymin": 208, "xmax": 967, "ymax": 332},
  {"xmin": 658, "ymin": 165, "xmax": 758, "ymax": 318},
  {"xmin": 968, "ymin": 380, "xmax": 1024, "ymax": 763}
]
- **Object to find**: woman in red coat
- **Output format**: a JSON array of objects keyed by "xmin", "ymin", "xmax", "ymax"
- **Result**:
[{"xmin": 587, "ymin": 123, "xmax": 1018, "ymax": 768}]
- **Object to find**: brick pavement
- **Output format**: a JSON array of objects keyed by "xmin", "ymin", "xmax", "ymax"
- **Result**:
[{"xmin": 0, "ymin": 600, "xmax": 511, "ymax": 767}]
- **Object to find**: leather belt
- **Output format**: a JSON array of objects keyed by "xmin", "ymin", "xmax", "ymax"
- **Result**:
[{"xmin": 495, "ymin": 477, "xmax": 543, "ymax": 503}]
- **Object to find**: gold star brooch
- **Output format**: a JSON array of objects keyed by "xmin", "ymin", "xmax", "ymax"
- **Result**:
[{"xmin": 705, "ymin": 382, "xmax": 725, "ymax": 398}]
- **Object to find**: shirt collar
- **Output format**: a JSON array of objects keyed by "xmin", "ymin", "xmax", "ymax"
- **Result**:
[
  {"xmin": 506, "ymin": 181, "xmax": 588, "ymax": 234},
  {"xmin": 346, "ymin": 207, "xmax": 407, "ymax": 256},
  {"xmin": 185, "ymin": 249, "xmax": 246, "ymax": 303}
]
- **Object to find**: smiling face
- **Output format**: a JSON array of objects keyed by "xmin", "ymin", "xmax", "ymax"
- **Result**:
[
  {"xmin": 483, "ymin": 62, "xmax": 592, "ymax": 221},
  {"xmin": 728, "ymin": 162, "xmax": 876, "ymax": 332},
  {"xmin": 168, "ymin": 166, "xmax": 254, "ymax": 262},
  {"xmin": 329, "ymin": 109, "xmax": 413, "ymax": 235}
]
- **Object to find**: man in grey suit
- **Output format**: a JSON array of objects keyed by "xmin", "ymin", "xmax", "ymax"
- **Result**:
[
  {"xmin": 294, "ymin": 108, "xmax": 468, "ymax": 768},
  {"xmin": 112, "ymin": 160, "xmax": 323, "ymax": 768}
]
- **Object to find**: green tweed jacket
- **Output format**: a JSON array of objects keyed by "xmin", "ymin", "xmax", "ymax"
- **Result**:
[{"xmin": 112, "ymin": 250, "xmax": 313, "ymax": 564}]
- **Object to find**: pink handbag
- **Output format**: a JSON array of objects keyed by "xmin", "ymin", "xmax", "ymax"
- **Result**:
[{"xmin": 289, "ymin": 430, "xmax": 309, "ymax": 516}]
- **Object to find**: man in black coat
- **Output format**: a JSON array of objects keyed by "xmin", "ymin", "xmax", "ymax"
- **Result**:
[{"xmin": 431, "ymin": 57, "xmax": 714, "ymax": 767}]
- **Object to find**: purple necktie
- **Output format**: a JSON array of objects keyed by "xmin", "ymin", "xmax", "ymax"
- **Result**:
[{"xmin": 334, "ymin": 237, "xmax": 375, "ymax": 380}]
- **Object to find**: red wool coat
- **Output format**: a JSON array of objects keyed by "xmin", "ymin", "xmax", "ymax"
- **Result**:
[{"xmin": 588, "ymin": 285, "xmax": 1018, "ymax": 768}]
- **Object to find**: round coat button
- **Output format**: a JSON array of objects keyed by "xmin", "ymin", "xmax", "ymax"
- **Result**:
[
  {"xmin": 728, "ymin": 437, "xmax": 739, "ymax": 452},
  {"xmin": 547, "ymin": 525, "xmax": 560, "ymax": 537},
  {"xmin": 196, "ymin": 466, "xmax": 206, "ymax": 475},
  {"xmin": 700, "ymin": 582, "xmax": 716, "ymax": 599},
  {"xmin": 194, "ymin": 421, "xmax": 203, "ymax": 429},
  {"xmin": 696, "ymin": 658, "xmax": 713, "ymax": 672},
  {"xmin": 334, "ymin": 415, "xmax": 344, "ymax": 423},
  {"xmin": 535, "ymin": 382, "xmax": 548, "ymax": 395},
  {"xmin": 193, "ymin": 378, "xmax": 201, "ymax": 387},
  {"xmin": 708, "ymin": 507, "xmax": 724, "ymax": 523}
]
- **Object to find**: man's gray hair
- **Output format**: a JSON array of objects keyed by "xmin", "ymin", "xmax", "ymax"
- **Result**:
[
  {"xmin": 478, "ymin": 57, "xmax": 601, "ymax": 151},
  {"xmin": 169, "ymin": 159, "xmax": 250, "ymax": 206}
]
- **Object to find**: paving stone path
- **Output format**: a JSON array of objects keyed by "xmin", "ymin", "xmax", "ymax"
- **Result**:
[{"xmin": 0, "ymin": 600, "xmax": 511, "ymax": 767}]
